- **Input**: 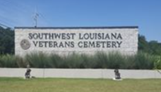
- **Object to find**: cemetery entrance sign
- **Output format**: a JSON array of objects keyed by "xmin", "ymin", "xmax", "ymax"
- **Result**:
[{"xmin": 15, "ymin": 26, "xmax": 138, "ymax": 56}]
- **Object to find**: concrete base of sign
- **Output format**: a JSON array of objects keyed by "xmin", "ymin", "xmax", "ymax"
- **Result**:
[
  {"xmin": 112, "ymin": 78, "xmax": 123, "ymax": 81},
  {"xmin": 0, "ymin": 68, "xmax": 161, "ymax": 79}
]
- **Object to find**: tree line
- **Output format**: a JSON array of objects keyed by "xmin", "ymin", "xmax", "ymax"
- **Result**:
[
  {"xmin": 138, "ymin": 35, "xmax": 161, "ymax": 55},
  {"xmin": 0, "ymin": 27, "xmax": 14, "ymax": 54},
  {"xmin": 0, "ymin": 26, "xmax": 161, "ymax": 55}
]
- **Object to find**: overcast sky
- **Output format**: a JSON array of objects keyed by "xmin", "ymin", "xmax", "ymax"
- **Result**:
[{"xmin": 0, "ymin": 0, "xmax": 161, "ymax": 42}]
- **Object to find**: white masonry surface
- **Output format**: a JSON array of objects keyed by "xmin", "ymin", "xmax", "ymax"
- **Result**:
[
  {"xmin": 0, "ymin": 68, "xmax": 161, "ymax": 79},
  {"xmin": 15, "ymin": 27, "xmax": 138, "ymax": 56}
]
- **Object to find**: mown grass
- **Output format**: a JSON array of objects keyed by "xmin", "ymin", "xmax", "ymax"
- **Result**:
[{"xmin": 0, "ymin": 78, "xmax": 161, "ymax": 92}]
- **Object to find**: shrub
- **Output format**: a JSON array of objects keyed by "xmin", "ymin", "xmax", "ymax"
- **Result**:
[
  {"xmin": 64, "ymin": 53, "xmax": 84, "ymax": 68},
  {"xmin": 50, "ymin": 54, "xmax": 64, "ymax": 68},
  {"xmin": 93, "ymin": 51, "xmax": 108, "ymax": 68},
  {"xmin": 0, "ymin": 51, "xmax": 158, "ymax": 69},
  {"xmin": 106, "ymin": 52, "xmax": 126, "ymax": 69},
  {"xmin": 25, "ymin": 52, "xmax": 53, "ymax": 68},
  {"xmin": 133, "ymin": 51, "xmax": 154, "ymax": 69},
  {"xmin": 15, "ymin": 56, "xmax": 27, "ymax": 68},
  {"xmin": 0, "ymin": 54, "xmax": 17, "ymax": 67},
  {"xmin": 154, "ymin": 56, "xmax": 161, "ymax": 69},
  {"xmin": 81, "ymin": 54, "xmax": 97, "ymax": 68}
]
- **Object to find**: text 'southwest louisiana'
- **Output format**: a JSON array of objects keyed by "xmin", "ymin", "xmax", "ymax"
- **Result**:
[{"xmin": 28, "ymin": 32, "xmax": 123, "ymax": 48}]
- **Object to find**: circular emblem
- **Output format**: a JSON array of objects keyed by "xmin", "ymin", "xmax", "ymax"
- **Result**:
[{"xmin": 20, "ymin": 39, "xmax": 31, "ymax": 50}]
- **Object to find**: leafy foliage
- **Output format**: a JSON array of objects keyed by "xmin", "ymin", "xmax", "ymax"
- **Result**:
[
  {"xmin": 0, "ymin": 52, "xmax": 158, "ymax": 69},
  {"xmin": 138, "ymin": 35, "xmax": 161, "ymax": 55},
  {"xmin": 0, "ymin": 54, "xmax": 17, "ymax": 67},
  {"xmin": 0, "ymin": 27, "xmax": 14, "ymax": 54}
]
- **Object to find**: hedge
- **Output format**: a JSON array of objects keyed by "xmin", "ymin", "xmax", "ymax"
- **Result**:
[{"xmin": 0, "ymin": 51, "xmax": 160, "ymax": 69}]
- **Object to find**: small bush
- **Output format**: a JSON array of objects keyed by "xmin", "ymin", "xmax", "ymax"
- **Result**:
[
  {"xmin": 64, "ymin": 53, "xmax": 84, "ymax": 68},
  {"xmin": 81, "ymin": 54, "xmax": 97, "ymax": 68},
  {"xmin": 15, "ymin": 56, "xmax": 27, "ymax": 68},
  {"xmin": 93, "ymin": 51, "xmax": 108, "ymax": 68},
  {"xmin": 107, "ymin": 52, "xmax": 125, "ymax": 69},
  {"xmin": 0, "ymin": 54, "xmax": 17, "ymax": 67},
  {"xmin": 154, "ymin": 56, "xmax": 161, "ymax": 69},
  {"xmin": 50, "ymin": 54, "xmax": 64, "ymax": 68},
  {"xmin": 133, "ymin": 51, "xmax": 154, "ymax": 69},
  {"xmin": 25, "ymin": 52, "xmax": 53, "ymax": 68}
]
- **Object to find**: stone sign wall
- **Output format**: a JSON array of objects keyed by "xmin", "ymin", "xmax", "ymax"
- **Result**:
[{"xmin": 15, "ymin": 27, "xmax": 138, "ymax": 56}]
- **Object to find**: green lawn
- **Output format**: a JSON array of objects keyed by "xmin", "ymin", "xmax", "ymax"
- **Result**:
[{"xmin": 0, "ymin": 78, "xmax": 161, "ymax": 92}]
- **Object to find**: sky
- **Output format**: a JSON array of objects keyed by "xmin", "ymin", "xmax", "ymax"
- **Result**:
[{"xmin": 0, "ymin": 0, "xmax": 161, "ymax": 42}]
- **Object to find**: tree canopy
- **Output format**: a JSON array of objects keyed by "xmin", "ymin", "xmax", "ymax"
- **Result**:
[
  {"xmin": 0, "ymin": 27, "xmax": 14, "ymax": 54},
  {"xmin": 138, "ymin": 35, "xmax": 161, "ymax": 55}
]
